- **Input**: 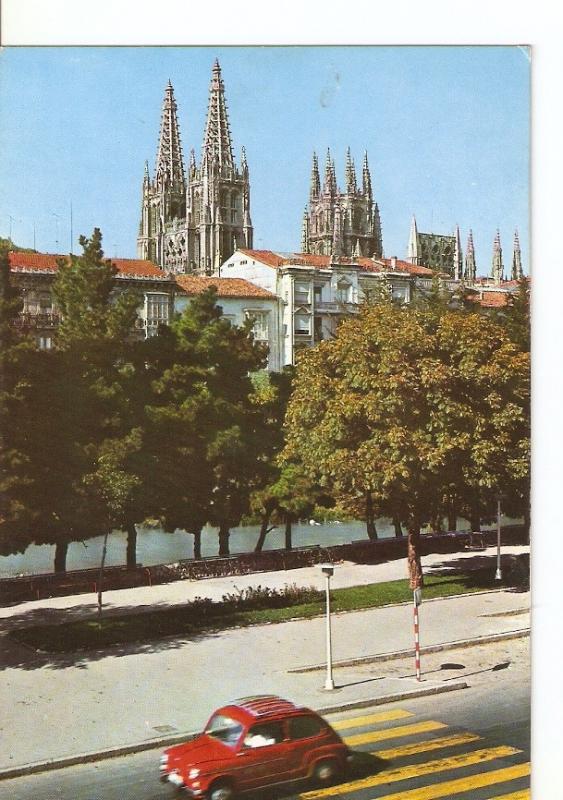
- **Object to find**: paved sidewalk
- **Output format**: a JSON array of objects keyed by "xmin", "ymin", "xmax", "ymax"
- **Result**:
[{"xmin": 0, "ymin": 545, "xmax": 529, "ymax": 777}]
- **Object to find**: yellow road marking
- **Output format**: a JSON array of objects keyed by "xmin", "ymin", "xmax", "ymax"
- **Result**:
[
  {"xmin": 332, "ymin": 709, "xmax": 413, "ymax": 730},
  {"xmin": 487, "ymin": 791, "xmax": 530, "ymax": 800},
  {"xmin": 301, "ymin": 746, "xmax": 521, "ymax": 799},
  {"xmin": 372, "ymin": 731, "xmax": 482, "ymax": 759},
  {"xmin": 367, "ymin": 762, "xmax": 530, "ymax": 800},
  {"xmin": 344, "ymin": 720, "xmax": 447, "ymax": 747}
]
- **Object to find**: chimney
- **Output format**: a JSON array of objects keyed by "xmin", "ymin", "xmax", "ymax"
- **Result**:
[{"xmin": 391, "ymin": 256, "xmax": 397, "ymax": 269}]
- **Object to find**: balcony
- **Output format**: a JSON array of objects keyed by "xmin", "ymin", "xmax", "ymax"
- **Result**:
[
  {"xmin": 12, "ymin": 312, "xmax": 60, "ymax": 329},
  {"xmin": 313, "ymin": 300, "xmax": 358, "ymax": 314}
]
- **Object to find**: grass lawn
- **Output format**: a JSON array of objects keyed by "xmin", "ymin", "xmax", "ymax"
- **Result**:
[{"xmin": 11, "ymin": 567, "xmax": 514, "ymax": 654}]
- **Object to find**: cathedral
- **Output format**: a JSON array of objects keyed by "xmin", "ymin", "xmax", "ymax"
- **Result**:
[
  {"xmin": 137, "ymin": 60, "xmax": 253, "ymax": 274},
  {"xmin": 300, "ymin": 149, "xmax": 383, "ymax": 258}
]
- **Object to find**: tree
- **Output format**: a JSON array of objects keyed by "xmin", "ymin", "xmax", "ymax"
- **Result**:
[
  {"xmin": 2, "ymin": 229, "xmax": 143, "ymax": 573},
  {"xmin": 143, "ymin": 288, "xmax": 267, "ymax": 558},
  {"xmin": 283, "ymin": 302, "xmax": 530, "ymax": 586}
]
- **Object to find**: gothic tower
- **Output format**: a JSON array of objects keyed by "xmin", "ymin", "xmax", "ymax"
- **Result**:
[
  {"xmin": 137, "ymin": 61, "xmax": 252, "ymax": 274},
  {"xmin": 464, "ymin": 229, "xmax": 476, "ymax": 281},
  {"xmin": 511, "ymin": 229, "xmax": 523, "ymax": 280},
  {"xmin": 453, "ymin": 225, "xmax": 463, "ymax": 281},
  {"xmin": 301, "ymin": 149, "xmax": 383, "ymax": 258},
  {"xmin": 491, "ymin": 229, "xmax": 504, "ymax": 284}
]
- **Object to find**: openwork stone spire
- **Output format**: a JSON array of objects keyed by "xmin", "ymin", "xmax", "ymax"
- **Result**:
[
  {"xmin": 512, "ymin": 229, "xmax": 523, "ymax": 280},
  {"xmin": 155, "ymin": 80, "xmax": 186, "ymax": 191},
  {"xmin": 202, "ymin": 59, "xmax": 234, "ymax": 170},
  {"xmin": 310, "ymin": 152, "xmax": 321, "ymax": 199},
  {"xmin": 345, "ymin": 147, "xmax": 357, "ymax": 193},
  {"xmin": 491, "ymin": 229, "xmax": 504, "ymax": 283},
  {"xmin": 362, "ymin": 151, "xmax": 372, "ymax": 200},
  {"xmin": 465, "ymin": 229, "xmax": 476, "ymax": 281},
  {"xmin": 453, "ymin": 224, "xmax": 463, "ymax": 281}
]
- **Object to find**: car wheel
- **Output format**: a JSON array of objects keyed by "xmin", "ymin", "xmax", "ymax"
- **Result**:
[
  {"xmin": 209, "ymin": 780, "xmax": 235, "ymax": 800},
  {"xmin": 313, "ymin": 759, "xmax": 339, "ymax": 784}
]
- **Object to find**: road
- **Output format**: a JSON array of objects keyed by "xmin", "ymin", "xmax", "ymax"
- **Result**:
[{"xmin": 0, "ymin": 639, "xmax": 530, "ymax": 800}]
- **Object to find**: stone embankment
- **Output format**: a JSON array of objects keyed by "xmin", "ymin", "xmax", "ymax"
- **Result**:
[{"xmin": 0, "ymin": 525, "xmax": 528, "ymax": 604}]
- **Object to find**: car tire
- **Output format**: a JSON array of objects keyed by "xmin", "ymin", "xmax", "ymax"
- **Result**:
[
  {"xmin": 209, "ymin": 779, "xmax": 235, "ymax": 800},
  {"xmin": 312, "ymin": 759, "xmax": 340, "ymax": 784}
]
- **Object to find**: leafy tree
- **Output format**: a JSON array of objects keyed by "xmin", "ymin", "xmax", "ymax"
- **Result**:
[
  {"xmin": 143, "ymin": 288, "xmax": 267, "ymax": 558},
  {"xmin": 283, "ymin": 302, "xmax": 530, "ymax": 587}
]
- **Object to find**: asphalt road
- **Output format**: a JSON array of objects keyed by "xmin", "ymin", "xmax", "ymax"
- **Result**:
[{"xmin": 0, "ymin": 638, "xmax": 530, "ymax": 800}]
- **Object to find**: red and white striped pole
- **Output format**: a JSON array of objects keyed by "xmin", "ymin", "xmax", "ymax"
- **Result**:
[{"xmin": 413, "ymin": 588, "xmax": 422, "ymax": 681}]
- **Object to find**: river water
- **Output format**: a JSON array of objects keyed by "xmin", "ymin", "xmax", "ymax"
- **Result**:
[{"xmin": 0, "ymin": 516, "xmax": 517, "ymax": 578}]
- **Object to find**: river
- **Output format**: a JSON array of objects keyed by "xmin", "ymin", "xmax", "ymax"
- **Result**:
[{"xmin": 0, "ymin": 516, "xmax": 519, "ymax": 578}]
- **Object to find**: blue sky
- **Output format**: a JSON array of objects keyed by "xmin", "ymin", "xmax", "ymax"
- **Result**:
[{"xmin": 0, "ymin": 46, "xmax": 530, "ymax": 274}]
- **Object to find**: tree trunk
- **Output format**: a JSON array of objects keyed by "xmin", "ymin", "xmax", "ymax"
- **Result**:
[
  {"xmin": 284, "ymin": 517, "xmax": 292, "ymax": 551},
  {"xmin": 126, "ymin": 523, "xmax": 137, "ymax": 569},
  {"xmin": 97, "ymin": 531, "xmax": 110, "ymax": 618},
  {"xmin": 523, "ymin": 503, "xmax": 530, "ymax": 543},
  {"xmin": 255, "ymin": 512, "xmax": 272, "ymax": 553},
  {"xmin": 218, "ymin": 523, "xmax": 230, "ymax": 556},
  {"xmin": 193, "ymin": 527, "xmax": 202, "ymax": 561},
  {"xmin": 407, "ymin": 522, "xmax": 424, "ymax": 589},
  {"xmin": 365, "ymin": 492, "xmax": 378, "ymax": 540},
  {"xmin": 54, "ymin": 540, "xmax": 68, "ymax": 573},
  {"xmin": 392, "ymin": 515, "xmax": 403, "ymax": 538},
  {"xmin": 470, "ymin": 508, "xmax": 481, "ymax": 532},
  {"xmin": 447, "ymin": 511, "xmax": 457, "ymax": 532}
]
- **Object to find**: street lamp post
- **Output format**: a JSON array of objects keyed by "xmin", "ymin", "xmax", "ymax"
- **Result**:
[
  {"xmin": 495, "ymin": 496, "xmax": 503, "ymax": 581},
  {"xmin": 319, "ymin": 563, "xmax": 335, "ymax": 690}
]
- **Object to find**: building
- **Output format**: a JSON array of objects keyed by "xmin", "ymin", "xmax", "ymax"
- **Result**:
[
  {"xmin": 301, "ymin": 149, "xmax": 383, "ymax": 259},
  {"xmin": 137, "ymin": 60, "xmax": 253, "ymax": 275},
  {"xmin": 407, "ymin": 215, "xmax": 462, "ymax": 277},
  {"xmin": 174, "ymin": 275, "xmax": 282, "ymax": 371},
  {"xmin": 8, "ymin": 251, "xmax": 176, "ymax": 347},
  {"xmin": 221, "ymin": 248, "xmax": 433, "ymax": 365}
]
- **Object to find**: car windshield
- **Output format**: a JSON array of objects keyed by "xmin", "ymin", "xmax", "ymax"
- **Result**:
[{"xmin": 204, "ymin": 714, "xmax": 244, "ymax": 747}]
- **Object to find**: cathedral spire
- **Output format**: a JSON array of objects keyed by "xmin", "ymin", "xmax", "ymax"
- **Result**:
[
  {"xmin": 345, "ymin": 147, "xmax": 357, "ymax": 193},
  {"xmin": 491, "ymin": 229, "xmax": 504, "ymax": 283},
  {"xmin": 310, "ymin": 152, "xmax": 321, "ymax": 199},
  {"xmin": 407, "ymin": 215, "xmax": 419, "ymax": 263},
  {"xmin": 511, "ymin": 229, "xmax": 523, "ymax": 280},
  {"xmin": 465, "ymin": 229, "xmax": 476, "ymax": 281},
  {"xmin": 323, "ymin": 148, "xmax": 335, "ymax": 195},
  {"xmin": 453, "ymin": 224, "xmax": 463, "ymax": 281},
  {"xmin": 202, "ymin": 59, "xmax": 234, "ymax": 171},
  {"xmin": 301, "ymin": 207, "xmax": 310, "ymax": 253},
  {"xmin": 362, "ymin": 151, "xmax": 372, "ymax": 200},
  {"xmin": 155, "ymin": 80, "xmax": 186, "ymax": 191}
]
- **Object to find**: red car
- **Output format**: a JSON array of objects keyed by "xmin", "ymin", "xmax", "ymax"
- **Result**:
[{"xmin": 160, "ymin": 695, "xmax": 351, "ymax": 799}]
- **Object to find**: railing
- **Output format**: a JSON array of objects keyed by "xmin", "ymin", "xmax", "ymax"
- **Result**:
[{"xmin": 12, "ymin": 312, "xmax": 60, "ymax": 329}]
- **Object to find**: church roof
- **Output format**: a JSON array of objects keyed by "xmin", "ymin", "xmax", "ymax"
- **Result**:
[
  {"xmin": 8, "ymin": 251, "xmax": 169, "ymax": 280},
  {"xmin": 468, "ymin": 290, "xmax": 510, "ymax": 308},
  {"xmin": 175, "ymin": 275, "xmax": 276, "ymax": 299}
]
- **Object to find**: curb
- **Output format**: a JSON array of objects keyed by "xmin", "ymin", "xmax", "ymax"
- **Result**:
[
  {"xmin": 289, "ymin": 628, "xmax": 530, "ymax": 673},
  {"xmin": 0, "ymin": 681, "xmax": 468, "ymax": 782}
]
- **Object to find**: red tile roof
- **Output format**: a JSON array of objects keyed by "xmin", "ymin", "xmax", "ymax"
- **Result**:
[
  {"xmin": 9, "ymin": 251, "xmax": 167, "ymax": 280},
  {"xmin": 236, "ymin": 249, "xmax": 434, "ymax": 276},
  {"xmin": 468, "ymin": 291, "xmax": 510, "ymax": 308},
  {"xmin": 237, "ymin": 249, "xmax": 286, "ymax": 268},
  {"xmin": 175, "ymin": 275, "xmax": 276, "ymax": 299}
]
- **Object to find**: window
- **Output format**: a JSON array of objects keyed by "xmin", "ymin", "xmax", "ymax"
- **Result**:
[
  {"xmin": 295, "ymin": 281, "xmax": 310, "ymax": 304},
  {"xmin": 245, "ymin": 310, "xmax": 268, "ymax": 340},
  {"xmin": 336, "ymin": 279, "xmax": 352, "ymax": 303},
  {"xmin": 288, "ymin": 716, "xmax": 324, "ymax": 740},
  {"xmin": 38, "ymin": 336, "xmax": 52, "ymax": 350},
  {"xmin": 145, "ymin": 293, "xmax": 170, "ymax": 336},
  {"xmin": 205, "ymin": 714, "xmax": 243, "ymax": 747},
  {"xmin": 314, "ymin": 285, "xmax": 323, "ymax": 304},
  {"xmin": 294, "ymin": 311, "xmax": 310, "ymax": 336},
  {"xmin": 244, "ymin": 722, "xmax": 284, "ymax": 748},
  {"xmin": 392, "ymin": 286, "xmax": 408, "ymax": 303}
]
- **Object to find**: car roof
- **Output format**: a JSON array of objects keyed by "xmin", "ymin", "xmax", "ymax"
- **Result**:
[{"xmin": 217, "ymin": 696, "xmax": 312, "ymax": 724}]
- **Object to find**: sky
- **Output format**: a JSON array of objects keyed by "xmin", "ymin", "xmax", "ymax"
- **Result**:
[{"xmin": 0, "ymin": 45, "xmax": 530, "ymax": 275}]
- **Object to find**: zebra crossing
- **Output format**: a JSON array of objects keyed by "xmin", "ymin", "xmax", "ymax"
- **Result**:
[{"xmin": 300, "ymin": 706, "xmax": 530, "ymax": 800}]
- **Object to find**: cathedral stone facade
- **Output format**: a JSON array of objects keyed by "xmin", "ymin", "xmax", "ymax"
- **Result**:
[
  {"xmin": 301, "ymin": 149, "xmax": 383, "ymax": 259},
  {"xmin": 137, "ymin": 61, "xmax": 253, "ymax": 275}
]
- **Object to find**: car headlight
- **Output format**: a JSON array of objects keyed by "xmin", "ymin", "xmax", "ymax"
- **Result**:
[{"xmin": 188, "ymin": 768, "xmax": 200, "ymax": 779}]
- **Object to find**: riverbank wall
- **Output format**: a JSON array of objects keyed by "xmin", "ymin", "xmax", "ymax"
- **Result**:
[{"xmin": 0, "ymin": 525, "xmax": 528, "ymax": 605}]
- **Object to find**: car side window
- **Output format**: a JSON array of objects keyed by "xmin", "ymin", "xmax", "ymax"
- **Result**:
[
  {"xmin": 288, "ymin": 715, "xmax": 324, "ymax": 740},
  {"xmin": 244, "ymin": 721, "xmax": 284, "ymax": 748}
]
